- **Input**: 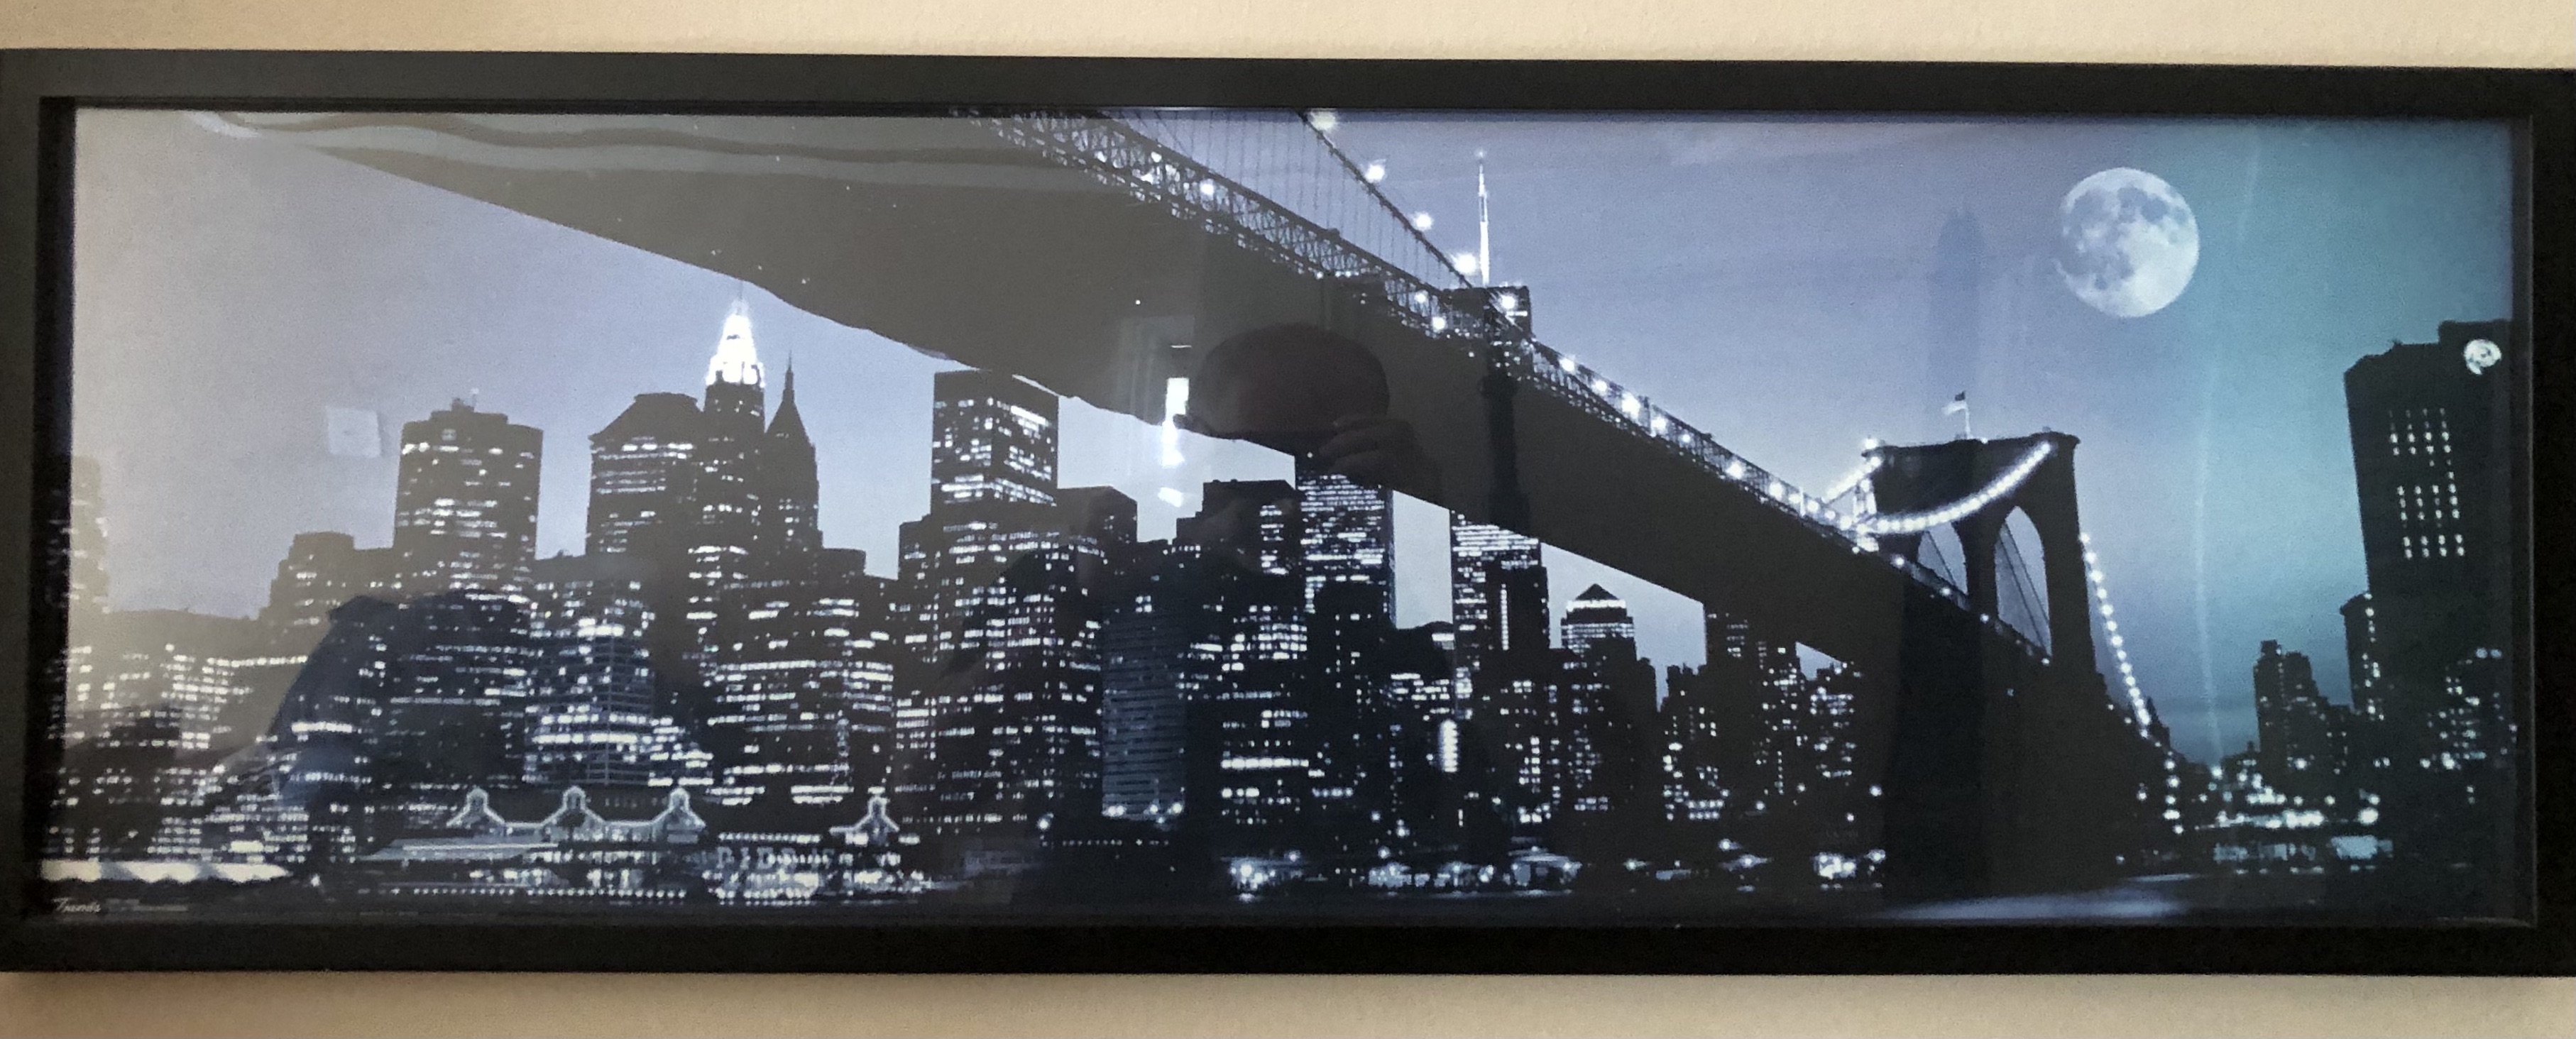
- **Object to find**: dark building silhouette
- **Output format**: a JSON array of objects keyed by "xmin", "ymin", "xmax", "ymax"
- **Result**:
[
  {"xmin": 1098, "ymin": 540, "xmax": 1204, "ymax": 826},
  {"xmin": 2342, "ymin": 322, "xmax": 2515, "ymax": 742},
  {"xmin": 393, "ymin": 400, "xmax": 542, "ymax": 598},
  {"xmin": 2340, "ymin": 320, "xmax": 2518, "ymax": 902},
  {"xmin": 2250, "ymin": 640, "xmax": 2346, "ymax": 803},
  {"xmin": 752, "ymin": 365, "xmax": 824, "ymax": 561}
]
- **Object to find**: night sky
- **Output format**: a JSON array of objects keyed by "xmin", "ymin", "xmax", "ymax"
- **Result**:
[{"xmin": 69, "ymin": 109, "xmax": 2512, "ymax": 762}]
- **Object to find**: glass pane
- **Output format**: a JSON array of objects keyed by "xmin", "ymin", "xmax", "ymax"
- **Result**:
[{"xmin": 45, "ymin": 107, "xmax": 2523, "ymax": 923}]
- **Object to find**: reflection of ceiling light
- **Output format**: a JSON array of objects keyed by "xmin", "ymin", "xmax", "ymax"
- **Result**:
[
  {"xmin": 1452, "ymin": 251, "xmax": 1481, "ymax": 276},
  {"xmin": 1363, "ymin": 160, "xmax": 1387, "ymax": 183},
  {"xmin": 1496, "ymin": 292, "xmax": 1520, "ymax": 311},
  {"xmin": 1309, "ymin": 109, "xmax": 1340, "ymax": 131},
  {"xmin": 2464, "ymin": 337, "xmax": 2501, "ymax": 375},
  {"xmin": 1410, "ymin": 211, "xmax": 1435, "ymax": 231}
]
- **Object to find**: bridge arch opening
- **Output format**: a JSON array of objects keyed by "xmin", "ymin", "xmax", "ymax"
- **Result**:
[
  {"xmin": 1916, "ymin": 524, "xmax": 1970, "ymax": 593},
  {"xmin": 1995, "ymin": 506, "xmax": 2051, "ymax": 653}
]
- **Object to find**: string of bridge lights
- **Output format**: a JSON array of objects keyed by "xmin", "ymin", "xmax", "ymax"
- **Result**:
[{"xmin": 2081, "ymin": 532, "xmax": 2160, "ymax": 737}]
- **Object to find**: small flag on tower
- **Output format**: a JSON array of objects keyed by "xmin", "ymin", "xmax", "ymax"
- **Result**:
[{"xmin": 1943, "ymin": 391, "xmax": 1970, "ymax": 415}]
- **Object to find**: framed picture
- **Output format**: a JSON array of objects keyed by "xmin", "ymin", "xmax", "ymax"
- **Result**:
[{"xmin": 0, "ymin": 50, "xmax": 2567, "ymax": 974}]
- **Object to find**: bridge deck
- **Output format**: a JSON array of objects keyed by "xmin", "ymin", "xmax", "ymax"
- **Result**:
[{"xmin": 224, "ymin": 111, "xmax": 2045, "ymax": 668}]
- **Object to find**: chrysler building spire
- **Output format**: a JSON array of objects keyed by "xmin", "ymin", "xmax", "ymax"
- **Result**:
[{"xmin": 706, "ymin": 297, "xmax": 764, "ymax": 387}]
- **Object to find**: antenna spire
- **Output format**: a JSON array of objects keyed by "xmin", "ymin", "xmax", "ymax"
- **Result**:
[{"xmin": 1475, "ymin": 150, "xmax": 1491, "ymax": 288}]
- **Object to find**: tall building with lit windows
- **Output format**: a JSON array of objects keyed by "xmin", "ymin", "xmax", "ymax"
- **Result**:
[
  {"xmin": 393, "ymin": 401, "xmax": 543, "ymax": 597},
  {"xmin": 703, "ymin": 548, "xmax": 902, "ymax": 806},
  {"xmin": 894, "ymin": 369, "xmax": 1109, "ymax": 848},
  {"xmin": 258, "ymin": 532, "xmax": 397, "ymax": 655},
  {"xmin": 2343, "ymin": 320, "xmax": 2513, "ymax": 729},
  {"xmin": 1171, "ymin": 480, "xmax": 1315, "ymax": 856},
  {"xmin": 51, "ymin": 610, "xmax": 259, "ymax": 860},
  {"xmin": 2250, "ymin": 640, "xmax": 2345, "ymax": 803},
  {"xmin": 522, "ymin": 552, "xmax": 663, "ymax": 789},
  {"xmin": 1295, "ymin": 462, "xmax": 1393, "ymax": 617},
  {"xmin": 929, "ymin": 368, "xmax": 1058, "ymax": 508},
  {"xmin": 1448, "ymin": 515, "xmax": 1545, "ymax": 682},
  {"xmin": 684, "ymin": 300, "xmax": 769, "ymax": 664},
  {"xmin": 586, "ymin": 391, "xmax": 703, "ymax": 561},
  {"xmin": 752, "ymin": 365, "xmax": 824, "ymax": 561},
  {"xmin": 2341, "ymin": 319, "xmax": 2517, "ymax": 895}
]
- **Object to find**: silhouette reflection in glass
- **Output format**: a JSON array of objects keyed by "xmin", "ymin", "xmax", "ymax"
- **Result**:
[{"xmin": 1174, "ymin": 323, "xmax": 1441, "ymax": 501}]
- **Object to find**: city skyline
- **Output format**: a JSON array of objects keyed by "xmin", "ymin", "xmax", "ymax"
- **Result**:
[
  {"xmin": 43, "ymin": 108, "xmax": 2521, "ymax": 918},
  {"xmin": 66, "ymin": 111, "xmax": 2514, "ymax": 761}
]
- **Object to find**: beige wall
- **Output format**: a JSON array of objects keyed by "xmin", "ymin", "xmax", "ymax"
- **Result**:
[{"xmin": 2, "ymin": 1, "xmax": 2571, "ymax": 1035}]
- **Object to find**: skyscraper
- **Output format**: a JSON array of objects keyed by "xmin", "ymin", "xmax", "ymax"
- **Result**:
[
  {"xmin": 894, "ymin": 370, "xmax": 1107, "ymax": 848},
  {"xmin": 393, "ymin": 400, "xmax": 543, "ymax": 598},
  {"xmin": 1172, "ymin": 480, "xmax": 1314, "ymax": 856},
  {"xmin": 65, "ymin": 455, "xmax": 108, "ymax": 617},
  {"xmin": 929, "ymin": 368, "xmax": 1057, "ymax": 508},
  {"xmin": 685, "ymin": 300, "xmax": 770, "ymax": 664},
  {"xmin": 2342, "ymin": 320, "xmax": 2514, "ymax": 735},
  {"xmin": 2251, "ymin": 640, "xmax": 2344, "ymax": 802},
  {"xmin": 752, "ymin": 364, "xmax": 823, "ymax": 561},
  {"xmin": 1559, "ymin": 583, "xmax": 1635, "ymax": 657},
  {"xmin": 1293, "ymin": 461, "xmax": 1398, "ymax": 845},
  {"xmin": 586, "ymin": 391, "xmax": 703, "ymax": 560},
  {"xmin": 1098, "ymin": 540, "xmax": 1206, "ymax": 826},
  {"xmin": 2340, "ymin": 320, "xmax": 2517, "ymax": 907},
  {"xmin": 1296, "ymin": 462, "xmax": 1393, "ymax": 617},
  {"xmin": 258, "ymin": 532, "xmax": 397, "ymax": 655},
  {"xmin": 372, "ymin": 590, "xmax": 539, "ymax": 823},
  {"xmin": 703, "ymin": 548, "xmax": 901, "ymax": 806},
  {"xmin": 523, "ymin": 552, "xmax": 662, "ymax": 788},
  {"xmin": 1448, "ymin": 515, "xmax": 1545, "ymax": 682}
]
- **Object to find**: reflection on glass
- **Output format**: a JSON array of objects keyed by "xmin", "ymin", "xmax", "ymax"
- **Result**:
[{"xmin": 43, "ymin": 108, "xmax": 2522, "ymax": 922}]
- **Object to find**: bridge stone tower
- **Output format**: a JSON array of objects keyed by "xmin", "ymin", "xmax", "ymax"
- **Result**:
[
  {"xmin": 1860, "ymin": 431, "xmax": 2162, "ymax": 901},
  {"xmin": 1868, "ymin": 430, "xmax": 2094, "ymax": 677}
]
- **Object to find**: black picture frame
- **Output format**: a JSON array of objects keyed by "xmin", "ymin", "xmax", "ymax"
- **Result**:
[{"xmin": 0, "ymin": 48, "xmax": 2568, "ymax": 975}]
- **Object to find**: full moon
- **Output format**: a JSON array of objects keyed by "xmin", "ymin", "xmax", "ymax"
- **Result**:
[{"xmin": 2056, "ymin": 167, "xmax": 2199, "ymax": 319}]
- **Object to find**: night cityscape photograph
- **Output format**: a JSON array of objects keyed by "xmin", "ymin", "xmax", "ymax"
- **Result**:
[{"xmin": 40, "ymin": 106, "xmax": 2524, "ymax": 923}]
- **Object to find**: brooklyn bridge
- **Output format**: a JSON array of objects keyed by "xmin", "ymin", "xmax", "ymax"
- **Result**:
[{"xmin": 200, "ymin": 108, "xmax": 2183, "ymax": 903}]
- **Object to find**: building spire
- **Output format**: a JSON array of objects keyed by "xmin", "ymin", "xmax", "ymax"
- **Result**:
[
  {"xmin": 706, "ymin": 296, "xmax": 763, "ymax": 387},
  {"xmin": 769, "ymin": 356, "xmax": 808, "ymax": 441},
  {"xmin": 1475, "ymin": 150, "xmax": 1492, "ymax": 288}
]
